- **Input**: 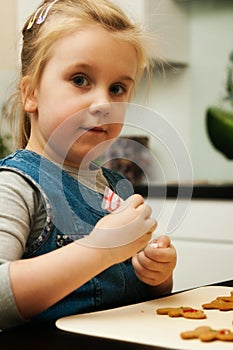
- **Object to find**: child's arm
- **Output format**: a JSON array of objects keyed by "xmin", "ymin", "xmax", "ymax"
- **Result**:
[
  {"xmin": 9, "ymin": 194, "xmax": 156, "ymax": 321},
  {"xmin": 131, "ymin": 235, "xmax": 177, "ymax": 297}
]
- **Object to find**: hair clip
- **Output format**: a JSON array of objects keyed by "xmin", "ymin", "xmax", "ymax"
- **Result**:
[
  {"xmin": 27, "ymin": 0, "xmax": 58, "ymax": 30},
  {"xmin": 36, "ymin": 0, "xmax": 59, "ymax": 25},
  {"xmin": 27, "ymin": 5, "xmax": 45, "ymax": 30}
]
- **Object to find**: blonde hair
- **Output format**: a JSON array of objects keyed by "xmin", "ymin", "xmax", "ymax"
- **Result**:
[{"xmin": 8, "ymin": 0, "xmax": 154, "ymax": 149}]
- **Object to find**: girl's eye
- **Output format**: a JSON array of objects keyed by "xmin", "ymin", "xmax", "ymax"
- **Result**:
[
  {"xmin": 72, "ymin": 75, "xmax": 89, "ymax": 87},
  {"xmin": 110, "ymin": 84, "xmax": 125, "ymax": 96}
]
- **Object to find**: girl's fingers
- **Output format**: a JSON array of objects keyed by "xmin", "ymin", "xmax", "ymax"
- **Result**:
[{"xmin": 125, "ymin": 194, "xmax": 144, "ymax": 209}]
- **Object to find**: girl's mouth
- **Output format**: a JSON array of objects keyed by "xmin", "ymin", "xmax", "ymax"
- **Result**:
[{"xmin": 81, "ymin": 126, "xmax": 106, "ymax": 133}]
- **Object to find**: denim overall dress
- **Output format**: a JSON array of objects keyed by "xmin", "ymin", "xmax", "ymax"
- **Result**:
[{"xmin": 0, "ymin": 150, "xmax": 150, "ymax": 322}]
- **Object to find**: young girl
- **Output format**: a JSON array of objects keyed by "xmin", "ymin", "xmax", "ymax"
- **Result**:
[{"xmin": 0, "ymin": 0, "xmax": 176, "ymax": 329}]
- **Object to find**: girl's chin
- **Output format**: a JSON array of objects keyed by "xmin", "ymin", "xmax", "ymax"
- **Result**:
[{"xmin": 62, "ymin": 152, "xmax": 101, "ymax": 168}]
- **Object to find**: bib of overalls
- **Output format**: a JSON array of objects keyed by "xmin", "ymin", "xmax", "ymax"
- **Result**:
[{"xmin": 0, "ymin": 150, "xmax": 150, "ymax": 322}]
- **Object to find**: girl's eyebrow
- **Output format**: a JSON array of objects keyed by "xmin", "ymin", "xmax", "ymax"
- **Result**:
[{"xmin": 118, "ymin": 76, "xmax": 135, "ymax": 85}]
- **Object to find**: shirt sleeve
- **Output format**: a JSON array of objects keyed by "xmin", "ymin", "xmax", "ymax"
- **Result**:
[
  {"xmin": 0, "ymin": 170, "xmax": 41, "ymax": 329},
  {"xmin": 0, "ymin": 262, "xmax": 26, "ymax": 329}
]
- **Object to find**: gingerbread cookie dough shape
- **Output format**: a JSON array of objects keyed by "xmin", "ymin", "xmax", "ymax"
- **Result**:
[
  {"xmin": 156, "ymin": 307, "xmax": 206, "ymax": 319},
  {"xmin": 180, "ymin": 326, "xmax": 233, "ymax": 342},
  {"xmin": 202, "ymin": 290, "xmax": 233, "ymax": 311}
]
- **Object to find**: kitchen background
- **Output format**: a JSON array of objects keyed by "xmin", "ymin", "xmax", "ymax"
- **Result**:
[
  {"xmin": 0, "ymin": 0, "xmax": 232, "ymax": 291},
  {"xmin": 1, "ymin": 0, "xmax": 233, "ymax": 184}
]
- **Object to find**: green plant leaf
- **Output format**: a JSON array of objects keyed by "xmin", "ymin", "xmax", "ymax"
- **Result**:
[{"xmin": 206, "ymin": 107, "xmax": 233, "ymax": 159}]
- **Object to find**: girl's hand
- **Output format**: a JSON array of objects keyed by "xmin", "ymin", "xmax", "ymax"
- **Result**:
[
  {"xmin": 132, "ymin": 235, "xmax": 177, "ymax": 292},
  {"xmin": 78, "ymin": 194, "xmax": 157, "ymax": 264}
]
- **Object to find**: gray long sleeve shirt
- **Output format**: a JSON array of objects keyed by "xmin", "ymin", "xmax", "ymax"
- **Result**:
[
  {"xmin": 0, "ymin": 171, "xmax": 46, "ymax": 328},
  {"xmin": 0, "ymin": 165, "xmax": 108, "ymax": 329}
]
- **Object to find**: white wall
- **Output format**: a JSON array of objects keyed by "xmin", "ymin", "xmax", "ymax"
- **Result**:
[
  {"xmin": 190, "ymin": 0, "xmax": 233, "ymax": 182},
  {"xmin": 16, "ymin": 0, "xmax": 41, "ymax": 31},
  {"xmin": 0, "ymin": 1, "xmax": 41, "ymax": 136},
  {"xmin": 0, "ymin": 0, "xmax": 17, "ymax": 130},
  {"xmin": 148, "ymin": 197, "xmax": 233, "ymax": 292}
]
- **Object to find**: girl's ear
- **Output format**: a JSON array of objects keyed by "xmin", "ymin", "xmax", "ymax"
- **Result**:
[{"xmin": 21, "ymin": 76, "xmax": 38, "ymax": 113}]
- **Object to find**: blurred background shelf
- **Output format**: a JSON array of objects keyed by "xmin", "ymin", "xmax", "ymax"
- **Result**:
[{"xmin": 135, "ymin": 183, "xmax": 233, "ymax": 199}]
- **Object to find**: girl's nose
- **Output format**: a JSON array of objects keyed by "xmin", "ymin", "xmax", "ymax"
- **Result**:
[
  {"xmin": 89, "ymin": 102, "xmax": 111, "ymax": 117},
  {"xmin": 89, "ymin": 90, "xmax": 111, "ymax": 117}
]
